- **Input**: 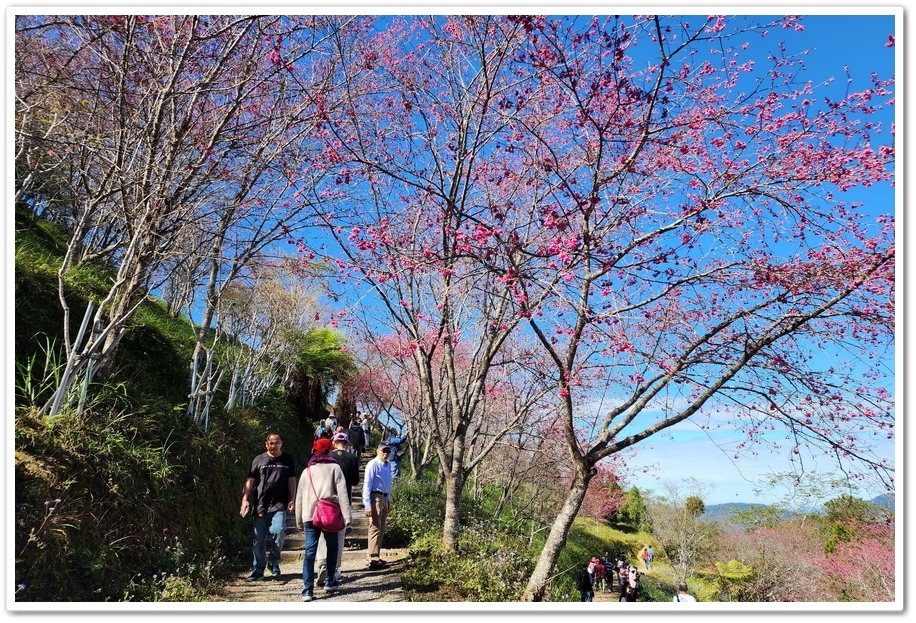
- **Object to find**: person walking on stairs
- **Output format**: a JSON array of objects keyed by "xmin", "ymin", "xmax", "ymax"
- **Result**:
[
  {"xmin": 349, "ymin": 417, "xmax": 366, "ymax": 456},
  {"xmin": 362, "ymin": 441, "xmax": 393, "ymax": 570},
  {"xmin": 316, "ymin": 432, "xmax": 360, "ymax": 587},
  {"xmin": 295, "ymin": 437, "xmax": 352, "ymax": 602},
  {"xmin": 239, "ymin": 433, "xmax": 297, "ymax": 582}
]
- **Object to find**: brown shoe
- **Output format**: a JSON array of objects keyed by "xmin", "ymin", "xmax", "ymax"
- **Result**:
[{"xmin": 368, "ymin": 559, "xmax": 389, "ymax": 570}]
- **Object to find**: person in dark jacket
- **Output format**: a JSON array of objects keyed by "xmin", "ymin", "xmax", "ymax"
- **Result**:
[
  {"xmin": 349, "ymin": 418, "xmax": 366, "ymax": 456},
  {"xmin": 577, "ymin": 560, "xmax": 595, "ymax": 602}
]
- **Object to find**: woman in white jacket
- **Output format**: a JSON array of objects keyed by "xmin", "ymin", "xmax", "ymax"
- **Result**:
[{"xmin": 295, "ymin": 437, "xmax": 352, "ymax": 601}]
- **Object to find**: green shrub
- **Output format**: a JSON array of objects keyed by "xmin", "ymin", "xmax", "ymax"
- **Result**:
[
  {"xmin": 14, "ymin": 404, "xmax": 246, "ymax": 601},
  {"xmin": 394, "ymin": 478, "xmax": 536, "ymax": 601},
  {"xmin": 385, "ymin": 477, "xmax": 445, "ymax": 548}
]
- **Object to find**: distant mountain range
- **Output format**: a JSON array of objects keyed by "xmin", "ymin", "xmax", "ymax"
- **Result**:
[
  {"xmin": 705, "ymin": 493, "xmax": 895, "ymax": 521},
  {"xmin": 870, "ymin": 493, "xmax": 895, "ymax": 511}
]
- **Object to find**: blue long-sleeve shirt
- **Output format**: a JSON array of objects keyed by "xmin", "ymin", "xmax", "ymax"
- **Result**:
[
  {"xmin": 362, "ymin": 456, "xmax": 392, "ymax": 508},
  {"xmin": 387, "ymin": 434, "xmax": 407, "ymax": 458}
]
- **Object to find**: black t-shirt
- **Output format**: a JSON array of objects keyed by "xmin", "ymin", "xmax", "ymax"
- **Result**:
[
  {"xmin": 330, "ymin": 448, "xmax": 360, "ymax": 500},
  {"xmin": 248, "ymin": 451, "xmax": 296, "ymax": 514}
]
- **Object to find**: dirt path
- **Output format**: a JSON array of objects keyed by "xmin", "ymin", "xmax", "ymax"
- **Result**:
[{"xmin": 205, "ymin": 544, "xmax": 409, "ymax": 603}]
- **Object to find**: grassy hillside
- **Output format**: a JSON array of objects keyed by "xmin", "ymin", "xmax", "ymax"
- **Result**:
[{"xmin": 13, "ymin": 211, "xmax": 312, "ymax": 602}]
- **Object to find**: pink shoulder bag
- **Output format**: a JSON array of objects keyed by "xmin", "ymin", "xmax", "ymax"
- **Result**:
[{"xmin": 306, "ymin": 467, "xmax": 346, "ymax": 532}]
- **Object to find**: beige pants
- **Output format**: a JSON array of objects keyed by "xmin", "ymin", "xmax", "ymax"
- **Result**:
[{"xmin": 367, "ymin": 492, "xmax": 389, "ymax": 561}]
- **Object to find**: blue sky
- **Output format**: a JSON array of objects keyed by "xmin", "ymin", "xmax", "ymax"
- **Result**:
[{"xmin": 6, "ymin": 4, "xmax": 899, "ymax": 511}]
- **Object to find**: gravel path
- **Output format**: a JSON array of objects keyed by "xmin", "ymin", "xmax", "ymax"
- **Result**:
[{"xmin": 205, "ymin": 544, "xmax": 409, "ymax": 603}]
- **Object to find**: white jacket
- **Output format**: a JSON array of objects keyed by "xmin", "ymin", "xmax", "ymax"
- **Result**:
[{"xmin": 294, "ymin": 460, "xmax": 352, "ymax": 530}]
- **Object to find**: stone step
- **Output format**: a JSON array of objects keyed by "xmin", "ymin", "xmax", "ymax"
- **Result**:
[{"xmin": 285, "ymin": 524, "xmax": 368, "ymax": 540}]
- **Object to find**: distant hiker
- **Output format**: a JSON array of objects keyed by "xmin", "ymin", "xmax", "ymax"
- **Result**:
[
  {"xmin": 600, "ymin": 553, "xmax": 616, "ymax": 591},
  {"xmin": 315, "ymin": 420, "xmax": 332, "ymax": 440},
  {"xmin": 349, "ymin": 418, "xmax": 366, "ymax": 455},
  {"xmin": 385, "ymin": 428, "xmax": 409, "ymax": 479},
  {"xmin": 295, "ymin": 437, "xmax": 352, "ymax": 602},
  {"xmin": 316, "ymin": 432, "xmax": 360, "ymax": 587},
  {"xmin": 577, "ymin": 560, "xmax": 595, "ymax": 602},
  {"xmin": 673, "ymin": 580, "xmax": 697, "ymax": 603},
  {"xmin": 614, "ymin": 554, "xmax": 629, "ymax": 589},
  {"xmin": 361, "ymin": 412, "xmax": 372, "ymax": 447},
  {"xmin": 592, "ymin": 556, "xmax": 607, "ymax": 592},
  {"xmin": 239, "ymin": 432, "xmax": 297, "ymax": 582},
  {"xmin": 362, "ymin": 441, "xmax": 394, "ymax": 569},
  {"xmin": 641, "ymin": 546, "xmax": 650, "ymax": 570},
  {"xmin": 646, "ymin": 545, "xmax": 654, "ymax": 570}
]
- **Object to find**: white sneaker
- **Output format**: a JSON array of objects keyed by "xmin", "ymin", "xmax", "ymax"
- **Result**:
[{"xmin": 316, "ymin": 566, "xmax": 326, "ymax": 585}]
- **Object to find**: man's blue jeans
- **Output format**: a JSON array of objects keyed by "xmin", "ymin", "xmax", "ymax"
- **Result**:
[
  {"xmin": 301, "ymin": 521, "xmax": 340, "ymax": 594},
  {"xmin": 251, "ymin": 510, "xmax": 286, "ymax": 574}
]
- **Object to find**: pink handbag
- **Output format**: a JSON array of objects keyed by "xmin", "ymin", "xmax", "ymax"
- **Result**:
[{"xmin": 307, "ymin": 468, "xmax": 346, "ymax": 532}]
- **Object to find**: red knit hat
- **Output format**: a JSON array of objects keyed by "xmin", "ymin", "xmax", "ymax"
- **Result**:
[{"xmin": 312, "ymin": 437, "xmax": 333, "ymax": 454}]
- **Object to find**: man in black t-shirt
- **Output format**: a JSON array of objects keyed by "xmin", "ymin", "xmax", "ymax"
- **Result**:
[{"xmin": 240, "ymin": 432, "xmax": 297, "ymax": 581}]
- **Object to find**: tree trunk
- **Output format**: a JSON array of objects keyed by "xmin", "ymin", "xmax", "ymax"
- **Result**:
[
  {"xmin": 521, "ymin": 464, "xmax": 592, "ymax": 601},
  {"xmin": 441, "ymin": 467, "xmax": 464, "ymax": 551}
]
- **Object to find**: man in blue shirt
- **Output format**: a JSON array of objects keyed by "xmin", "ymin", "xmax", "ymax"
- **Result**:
[
  {"xmin": 385, "ymin": 428, "xmax": 409, "ymax": 479},
  {"xmin": 362, "ymin": 441, "xmax": 393, "ymax": 569}
]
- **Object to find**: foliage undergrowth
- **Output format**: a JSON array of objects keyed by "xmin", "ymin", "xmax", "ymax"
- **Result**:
[
  {"xmin": 396, "ymin": 478, "xmax": 536, "ymax": 601},
  {"xmin": 394, "ymin": 478, "xmax": 681, "ymax": 602},
  {"xmin": 14, "ymin": 215, "xmax": 313, "ymax": 601}
]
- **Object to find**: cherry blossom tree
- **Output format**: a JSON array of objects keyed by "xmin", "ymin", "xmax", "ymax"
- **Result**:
[
  {"xmin": 718, "ymin": 519, "xmax": 828, "ymax": 601},
  {"xmin": 817, "ymin": 520, "xmax": 895, "ymax": 601},
  {"xmin": 472, "ymin": 15, "xmax": 894, "ymax": 600},
  {"xmin": 302, "ymin": 16, "xmax": 566, "ymax": 551},
  {"xmin": 296, "ymin": 14, "xmax": 893, "ymax": 599},
  {"xmin": 578, "ymin": 463, "xmax": 626, "ymax": 527}
]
